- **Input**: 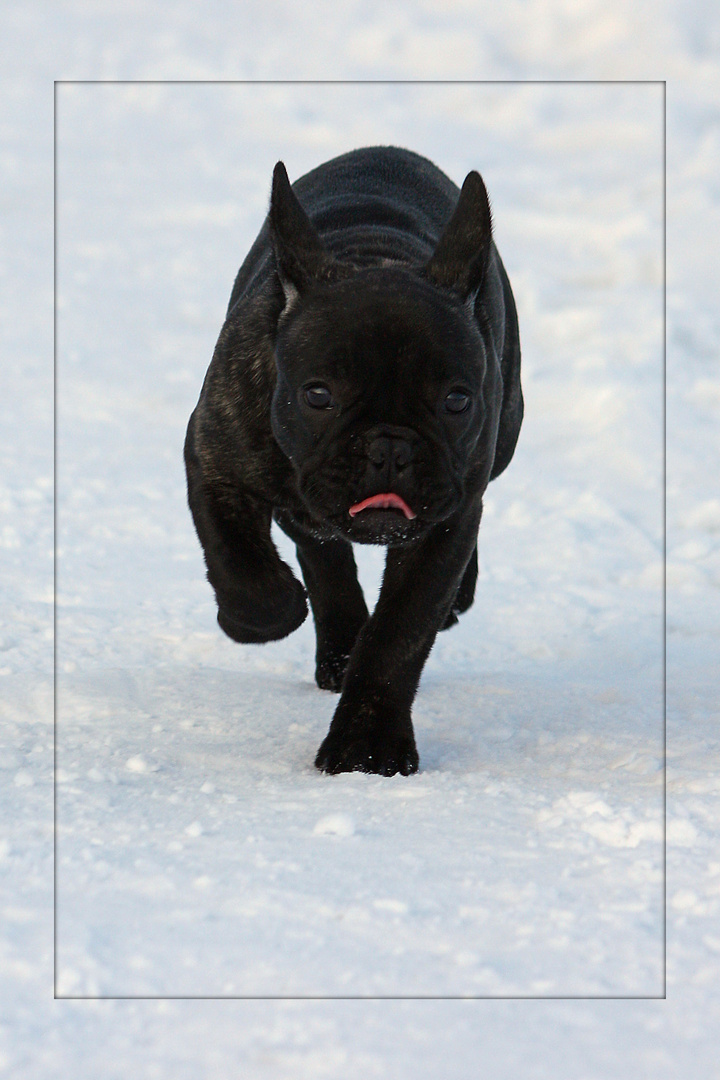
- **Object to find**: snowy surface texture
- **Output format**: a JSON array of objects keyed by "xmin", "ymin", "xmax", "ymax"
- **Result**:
[
  {"xmin": 54, "ymin": 79, "xmax": 665, "ymax": 999},
  {"xmin": 1, "ymin": 1, "xmax": 719, "ymax": 1078}
]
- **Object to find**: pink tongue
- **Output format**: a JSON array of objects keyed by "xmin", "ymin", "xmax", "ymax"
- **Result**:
[{"xmin": 348, "ymin": 492, "xmax": 416, "ymax": 519}]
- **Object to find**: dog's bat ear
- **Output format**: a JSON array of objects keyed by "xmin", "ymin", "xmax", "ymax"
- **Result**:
[
  {"xmin": 270, "ymin": 162, "xmax": 333, "ymax": 300},
  {"xmin": 425, "ymin": 170, "xmax": 493, "ymax": 301}
]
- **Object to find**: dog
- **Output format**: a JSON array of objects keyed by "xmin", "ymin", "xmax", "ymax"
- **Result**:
[{"xmin": 184, "ymin": 146, "xmax": 523, "ymax": 776}]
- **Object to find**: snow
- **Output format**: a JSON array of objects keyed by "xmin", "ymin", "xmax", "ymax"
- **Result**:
[{"xmin": 1, "ymin": 1, "xmax": 719, "ymax": 1076}]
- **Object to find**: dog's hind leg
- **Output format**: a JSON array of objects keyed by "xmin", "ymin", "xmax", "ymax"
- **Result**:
[
  {"xmin": 440, "ymin": 543, "xmax": 478, "ymax": 630},
  {"xmin": 275, "ymin": 512, "xmax": 369, "ymax": 692}
]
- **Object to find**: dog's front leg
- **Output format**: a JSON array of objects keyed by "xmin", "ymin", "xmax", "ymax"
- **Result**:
[
  {"xmin": 315, "ymin": 498, "xmax": 483, "ymax": 775},
  {"xmin": 191, "ymin": 484, "xmax": 308, "ymax": 643},
  {"xmin": 185, "ymin": 435, "xmax": 308, "ymax": 643}
]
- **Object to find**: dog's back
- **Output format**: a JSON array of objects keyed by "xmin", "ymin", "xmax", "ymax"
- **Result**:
[{"xmin": 227, "ymin": 146, "xmax": 461, "ymax": 315}]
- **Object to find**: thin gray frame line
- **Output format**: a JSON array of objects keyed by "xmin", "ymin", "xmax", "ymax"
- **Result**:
[
  {"xmin": 53, "ymin": 77, "xmax": 668, "ymax": 1004},
  {"xmin": 53, "ymin": 77, "xmax": 59, "ymax": 1000},
  {"xmin": 54, "ymin": 78, "xmax": 665, "ymax": 85},
  {"xmin": 661, "ymin": 79, "xmax": 668, "ymax": 998},
  {"xmin": 56, "ymin": 994, "xmax": 667, "ymax": 1002}
]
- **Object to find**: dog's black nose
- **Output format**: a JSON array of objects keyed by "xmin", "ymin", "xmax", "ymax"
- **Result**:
[{"xmin": 366, "ymin": 435, "xmax": 414, "ymax": 479}]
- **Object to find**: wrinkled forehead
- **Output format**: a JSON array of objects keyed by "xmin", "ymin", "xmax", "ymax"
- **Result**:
[{"xmin": 278, "ymin": 268, "xmax": 481, "ymax": 381}]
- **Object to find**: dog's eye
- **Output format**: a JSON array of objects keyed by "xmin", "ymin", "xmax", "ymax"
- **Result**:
[
  {"xmin": 444, "ymin": 390, "xmax": 471, "ymax": 414},
  {"xmin": 304, "ymin": 384, "xmax": 334, "ymax": 409}
]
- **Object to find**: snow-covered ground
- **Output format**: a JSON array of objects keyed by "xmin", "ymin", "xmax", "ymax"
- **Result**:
[{"xmin": 2, "ymin": 2, "xmax": 719, "ymax": 1076}]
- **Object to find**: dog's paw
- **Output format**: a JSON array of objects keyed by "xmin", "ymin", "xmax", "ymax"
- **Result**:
[
  {"xmin": 314, "ymin": 651, "xmax": 351, "ymax": 693},
  {"xmin": 315, "ymin": 725, "xmax": 419, "ymax": 776},
  {"xmin": 217, "ymin": 576, "xmax": 307, "ymax": 643}
]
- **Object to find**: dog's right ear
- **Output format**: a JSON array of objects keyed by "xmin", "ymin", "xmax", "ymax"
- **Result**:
[{"xmin": 270, "ymin": 162, "xmax": 333, "ymax": 301}]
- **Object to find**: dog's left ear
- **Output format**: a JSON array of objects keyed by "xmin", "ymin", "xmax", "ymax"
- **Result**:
[
  {"xmin": 425, "ymin": 171, "xmax": 493, "ymax": 301},
  {"xmin": 270, "ymin": 162, "xmax": 333, "ymax": 300}
]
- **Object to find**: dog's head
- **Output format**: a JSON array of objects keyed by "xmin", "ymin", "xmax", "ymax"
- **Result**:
[{"xmin": 269, "ymin": 162, "xmax": 497, "ymax": 544}]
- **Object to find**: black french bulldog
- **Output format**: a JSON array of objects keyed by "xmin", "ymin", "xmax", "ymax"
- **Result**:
[{"xmin": 184, "ymin": 146, "xmax": 522, "ymax": 776}]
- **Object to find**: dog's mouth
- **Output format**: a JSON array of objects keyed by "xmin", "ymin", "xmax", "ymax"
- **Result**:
[{"xmin": 348, "ymin": 492, "xmax": 417, "ymax": 520}]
